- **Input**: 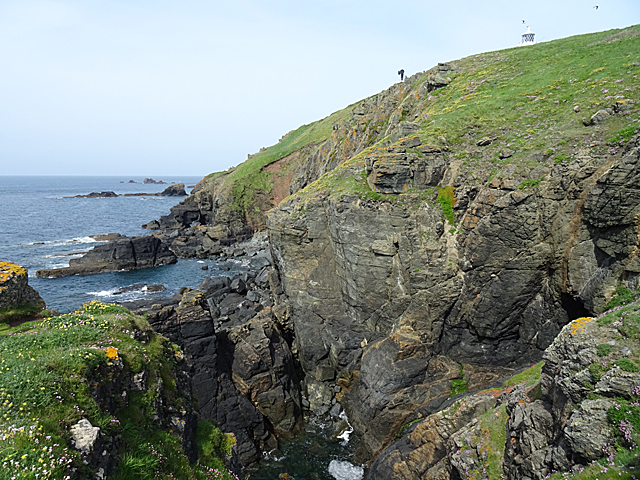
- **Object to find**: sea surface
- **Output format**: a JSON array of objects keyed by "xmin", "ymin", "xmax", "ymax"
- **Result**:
[
  {"xmin": 0, "ymin": 175, "xmax": 363, "ymax": 479},
  {"xmin": 0, "ymin": 175, "xmax": 233, "ymax": 312}
]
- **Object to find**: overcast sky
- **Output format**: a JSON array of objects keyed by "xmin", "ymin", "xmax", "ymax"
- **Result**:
[{"xmin": 1, "ymin": 0, "xmax": 638, "ymax": 176}]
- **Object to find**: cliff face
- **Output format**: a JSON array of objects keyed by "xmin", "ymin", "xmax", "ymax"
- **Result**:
[
  {"xmin": 266, "ymin": 42, "xmax": 640, "ymax": 459},
  {"xmin": 367, "ymin": 307, "xmax": 640, "ymax": 480},
  {"xmin": 267, "ymin": 136, "xmax": 640, "ymax": 455},
  {"xmin": 140, "ymin": 25, "xmax": 640, "ymax": 468}
]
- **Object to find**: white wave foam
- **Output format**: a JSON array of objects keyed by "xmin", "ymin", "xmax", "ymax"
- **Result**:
[
  {"xmin": 30, "ymin": 236, "xmax": 98, "ymax": 247},
  {"xmin": 336, "ymin": 411, "xmax": 354, "ymax": 444},
  {"xmin": 197, "ymin": 260, "xmax": 205, "ymax": 264},
  {"xmin": 86, "ymin": 290, "xmax": 115, "ymax": 297},
  {"xmin": 328, "ymin": 460, "xmax": 364, "ymax": 480}
]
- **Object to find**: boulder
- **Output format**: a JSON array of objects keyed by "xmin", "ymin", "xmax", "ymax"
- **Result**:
[
  {"xmin": 476, "ymin": 136, "xmax": 492, "ymax": 146},
  {"xmin": 583, "ymin": 109, "xmax": 613, "ymax": 126},
  {"xmin": 500, "ymin": 148, "xmax": 515, "ymax": 159}
]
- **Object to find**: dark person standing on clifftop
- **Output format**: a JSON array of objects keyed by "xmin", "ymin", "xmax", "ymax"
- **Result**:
[{"xmin": 398, "ymin": 69, "xmax": 405, "ymax": 81}]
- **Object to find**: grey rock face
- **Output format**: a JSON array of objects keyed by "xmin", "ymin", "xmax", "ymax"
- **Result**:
[
  {"xmin": 35, "ymin": 235, "xmax": 176, "ymax": 278},
  {"xmin": 146, "ymin": 277, "xmax": 299, "ymax": 468},
  {"xmin": 365, "ymin": 140, "xmax": 447, "ymax": 194},
  {"xmin": 268, "ymin": 135, "xmax": 640, "ymax": 458},
  {"xmin": 503, "ymin": 315, "xmax": 640, "ymax": 479}
]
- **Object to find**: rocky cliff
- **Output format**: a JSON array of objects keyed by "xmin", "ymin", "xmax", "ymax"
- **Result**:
[
  {"xmin": 133, "ymin": 25, "xmax": 640, "ymax": 474},
  {"xmin": 367, "ymin": 304, "xmax": 640, "ymax": 480}
]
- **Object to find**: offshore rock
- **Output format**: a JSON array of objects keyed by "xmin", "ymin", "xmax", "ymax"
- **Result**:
[{"xmin": 35, "ymin": 235, "xmax": 177, "ymax": 278}]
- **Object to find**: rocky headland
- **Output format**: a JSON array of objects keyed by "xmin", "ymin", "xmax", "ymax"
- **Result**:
[
  {"xmin": 132, "ymin": 25, "xmax": 640, "ymax": 478},
  {"xmin": 21, "ymin": 25, "xmax": 640, "ymax": 479}
]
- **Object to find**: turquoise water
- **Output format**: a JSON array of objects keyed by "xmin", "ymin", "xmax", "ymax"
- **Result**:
[{"xmin": 0, "ymin": 175, "xmax": 243, "ymax": 312}]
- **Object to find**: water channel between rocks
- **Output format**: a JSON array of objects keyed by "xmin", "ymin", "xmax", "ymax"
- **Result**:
[{"xmin": 247, "ymin": 415, "xmax": 364, "ymax": 480}]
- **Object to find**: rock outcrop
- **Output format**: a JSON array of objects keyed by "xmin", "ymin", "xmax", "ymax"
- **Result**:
[
  {"xmin": 36, "ymin": 235, "xmax": 177, "ymax": 278},
  {"xmin": 266, "ymin": 132, "xmax": 640, "ymax": 458},
  {"xmin": 140, "ymin": 243, "xmax": 302, "ymax": 470},
  {"xmin": 0, "ymin": 261, "xmax": 45, "ymax": 311}
]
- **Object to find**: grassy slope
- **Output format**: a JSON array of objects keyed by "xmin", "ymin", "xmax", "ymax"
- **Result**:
[
  {"xmin": 284, "ymin": 25, "xmax": 640, "ymax": 209},
  {"xmin": 0, "ymin": 301, "xmax": 235, "ymax": 480},
  {"xmin": 204, "ymin": 106, "xmax": 352, "ymax": 213}
]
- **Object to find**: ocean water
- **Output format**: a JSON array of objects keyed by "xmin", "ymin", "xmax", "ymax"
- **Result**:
[
  {"xmin": 0, "ymin": 175, "xmax": 363, "ymax": 479},
  {"xmin": 0, "ymin": 175, "xmax": 240, "ymax": 312}
]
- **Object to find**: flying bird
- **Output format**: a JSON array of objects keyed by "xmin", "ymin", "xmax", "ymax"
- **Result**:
[
  {"xmin": 522, "ymin": 20, "xmax": 526, "ymax": 24},
  {"xmin": 594, "ymin": 4, "xmax": 599, "ymax": 9}
]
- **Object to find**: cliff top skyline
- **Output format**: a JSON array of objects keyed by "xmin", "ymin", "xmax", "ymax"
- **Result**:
[{"xmin": 1, "ymin": 0, "xmax": 638, "ymax": 176}]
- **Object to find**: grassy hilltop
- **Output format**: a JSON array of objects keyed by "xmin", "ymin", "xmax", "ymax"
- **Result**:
[{"xmin": 198, "ymin": 25, "xmax": 640, "ymax": 219}]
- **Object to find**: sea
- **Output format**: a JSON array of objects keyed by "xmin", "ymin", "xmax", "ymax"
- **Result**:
[
  {"xmin": 0, "ymin": 175, "xmax": 363, "ymax": 480},
  {"xmin": 0, "ymin": 175, "xmax": 231, "ymax": 312}
]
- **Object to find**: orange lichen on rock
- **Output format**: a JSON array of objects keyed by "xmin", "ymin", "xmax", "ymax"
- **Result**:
[
  {"xmin": 569, "ymin": 316, "xmax": 594, "ymax": 335},
  {"xmin": 0, "ymin": 261, "xmax": 27, "ymax": 283}
]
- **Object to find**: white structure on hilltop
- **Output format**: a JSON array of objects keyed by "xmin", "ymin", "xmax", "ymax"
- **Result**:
[{"xmin": 520, "ymin": 26, "xmax": 536, "ymax": 46}]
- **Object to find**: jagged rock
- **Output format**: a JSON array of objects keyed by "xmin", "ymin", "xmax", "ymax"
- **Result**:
[
  {"xmin": 36, "ymin": 235, "xmax": 177, "ymax": 278},
  {"xmin": 230, "ymin": 277, "xmax": 247, "ymax": 294},
  {"xmin": 224, "ymin": 308, "xmax": 303, "ymax": 433},
  {"xmin": 368, "ymin": 394, "xmax": 498, "ymax": 480},
  {"xmin": 142, "ymin": 220, "xmax": 161, "ymax": 230},
  {"xmin": 365, "ymin": 144, "xmax": 447, "ymax": 193},
  {"xmin": 503, "ymin": 316, "xmax": 640, "ymax": 479},
  {"xmin": 160, "ymin": 183, "xmax": 187, "ymax": 196},
  {"xmin": 144, "ymin": 178, "xmax": 167, "ymax": 184},
  {"xmin": 0, "ymin": 261, "xmax": 45, "ymax": 312},
  {"xmin": 564, "ymin": 399, "xmax": 615, "ymax": 461}
]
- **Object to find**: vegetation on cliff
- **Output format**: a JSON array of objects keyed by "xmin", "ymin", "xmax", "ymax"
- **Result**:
[
  {"xmin": 280, "ymin": 25, "xmax": 640, "ymax": 211},
  {"xmin": 0, "ymin": 301, "xmax": 235, "ymax": 480}
]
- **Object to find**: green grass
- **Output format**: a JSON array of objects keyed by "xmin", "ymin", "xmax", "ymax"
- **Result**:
[
  {"xmin": 204, "ymin": 105, "xmax": 352, "ymax": 216},
  {"xmin": 605, "ymin": 285, "xmax": 638, "ymax": 310},
  {"xmin": 0, "ymin": 301, "xmax": 236, "ymax": 480},
  {"xmin": 437, "ymin": 186, "xmax": 457, "ymax": 225},
  {"xmin": 281, "ymin": 25, "xmax": 640, "ymax": 204},
  {"xmin": 502, "ymin": 361, "xmax": 544, "ymax": 388},
  {"xmin": 0, "ymin": 303, "xmax": 44, "ymax": 326}
]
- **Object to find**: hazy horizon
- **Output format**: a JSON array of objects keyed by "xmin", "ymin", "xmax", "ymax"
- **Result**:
[{"xmin": 1, "ymin": 0, "xmax": 639, "ymax": 177}]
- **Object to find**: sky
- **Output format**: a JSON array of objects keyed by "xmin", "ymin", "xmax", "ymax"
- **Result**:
[{"xmin": 1, "ymin": 1, "xmax": 639, "ymax": 176}]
